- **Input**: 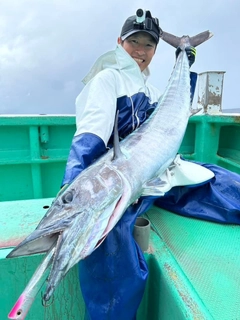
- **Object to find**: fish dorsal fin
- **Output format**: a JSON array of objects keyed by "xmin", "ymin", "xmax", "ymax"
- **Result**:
[{"xmin": 113, "ymin": 110, "xmax": 123, "ymax": 160}]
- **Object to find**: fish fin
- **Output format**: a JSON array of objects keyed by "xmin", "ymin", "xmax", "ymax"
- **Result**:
[
  {"xmin": 190, "ymin": 107, "xmax": 202, "ymax": 116},
  {"xmin": 161, "ymin": 30, "xmax": 213, "ymax": 48},
  {"xmin": 168, "ymin": 155, "xmax": 215, "ymax": 187},
  {"xmin": 112, "ymin": 109, "xmax": 123, "ymax": 160},
  {"xmin": 142, "ymin": 177, "xmax": 167, "ymax": 196},
  {"xmin": 142, "ymin": 155, "xmax": 215, "ymax": 197}
]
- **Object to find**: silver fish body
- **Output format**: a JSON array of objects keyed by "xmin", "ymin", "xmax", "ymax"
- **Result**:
[{"xmin": 7, "ymin": 31, "xmax": 213, "ymax": 319}]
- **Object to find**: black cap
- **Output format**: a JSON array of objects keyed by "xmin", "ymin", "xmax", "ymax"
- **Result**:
[{"xmin": 120, "ymin": 9, "xmax": 162, "ymax": 44}]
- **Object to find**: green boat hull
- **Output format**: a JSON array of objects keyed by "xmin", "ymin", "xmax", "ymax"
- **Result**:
[{"xmin": 1, "ymin": 114, "xmax": 240, "ymax": 319}]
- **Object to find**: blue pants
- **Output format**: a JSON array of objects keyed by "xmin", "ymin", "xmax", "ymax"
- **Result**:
[
  {"xmin": 79, "ymin": 197, "xmax": 156, "ymax": 320},
  {"xmin": 79, "ymin": 163, "xmax": 240, "ymax": 319}
]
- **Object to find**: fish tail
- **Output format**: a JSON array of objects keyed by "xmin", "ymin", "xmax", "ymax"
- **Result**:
[
  {"xmin": 160, "ymin": 30, "xmax": 213, "ymax": 48},
  {"xmin": 190, "ymin": 31, "xmax": 214, "ymax": 47}
]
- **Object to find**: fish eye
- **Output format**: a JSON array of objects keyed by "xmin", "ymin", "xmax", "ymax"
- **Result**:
[
  {"xmin": 62, "ymin": 191, "xmax": 73, "ymax": 204},
  {"xmin": 17, "ymin": 309, "xmax": 22, "ymax": 316}
]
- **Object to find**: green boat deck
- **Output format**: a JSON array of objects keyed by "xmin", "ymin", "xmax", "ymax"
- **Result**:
[
  {"xmin": 143, "ymin": 208, "xmax": 240, "ymax": 319},
  {"xmin": 1, "ymin": 198, "xmax": 240, "ymax": 319},
  {"xmin": 1, "ymin": 114, "xmax": 240, "ymax": 319}
]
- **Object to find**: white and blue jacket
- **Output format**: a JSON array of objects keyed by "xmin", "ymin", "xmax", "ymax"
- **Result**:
[{"xmin": 61, "ymin": 44, "xmax": 197, "ymax": 185}]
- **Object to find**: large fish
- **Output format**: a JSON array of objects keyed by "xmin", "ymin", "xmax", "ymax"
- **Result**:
[{"xmin": 7, "ymin": 30, "xmax": 213, "ymax": 319}]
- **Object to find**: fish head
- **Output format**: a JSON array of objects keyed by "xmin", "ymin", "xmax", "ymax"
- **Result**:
[{"xmin": 44, "ymin": 163, "xmax": 126, "ymax": 224}]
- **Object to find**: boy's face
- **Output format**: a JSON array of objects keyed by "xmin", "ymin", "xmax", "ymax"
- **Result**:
[{"xmin": 118, "ymin": 31, "xmax": 157, "ymax": 72}]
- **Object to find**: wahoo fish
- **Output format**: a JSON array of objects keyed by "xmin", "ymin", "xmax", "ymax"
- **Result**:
[{"xmin": 7, "ymin": 30, "xmax": 213, "ymax": 319}]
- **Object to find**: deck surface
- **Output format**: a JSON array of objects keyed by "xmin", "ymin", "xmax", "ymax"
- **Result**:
[
  {"xmin": 1, "ymin": 199, "xmax": 240, "ymax": 319},
  {"xmin": 146, "ymin": 206, "xmax": 240, "ymax": 320},
  {"xmin": 0, "ymin": 198, "xmax": 53, "ymax": 253}
]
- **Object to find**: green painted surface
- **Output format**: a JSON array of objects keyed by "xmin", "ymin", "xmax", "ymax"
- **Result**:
[
  {"xmin": 0, "ymin": 253, "xmax": 86, "ymax": 320},
  {"xmin": 1, "ymin": 199, "xmax": 240, "ymax": 319},
  {"xmin": 1, "ymin": 114, "xmax": 240, "ymax": 319},
  {"xmin": 0, "ymin": 114, "xmax": 240, "ymax": 201},
  {"xmin": 137, "ymin": 226, "xmax": 214, "ymax": 320},
  {"xmin": 0, "ymin": 199, "xmax": 216, "ymax": 320},
  {"xmin": 146, "ymin": 208, "xmax": 240, "ymax": 320},
  {"xmin": 0, "ymin": 198, "xmax": 53, "ymax": 249},
  {"xmin": 0, "ymin": 209, "xmax": 213, "ymax": 320},
  {"xmin": 0, "ymin": 116, "xmax": 76, "ymax": 201},
  {"xmin": 0, "ymin": 198, "xmax": 86, "ymax": 319}
]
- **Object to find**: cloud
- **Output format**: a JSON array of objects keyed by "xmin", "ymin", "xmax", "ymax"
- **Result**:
[{"xmin": 0, "ymin": 0, "xmax": 239, "ymax": 114}]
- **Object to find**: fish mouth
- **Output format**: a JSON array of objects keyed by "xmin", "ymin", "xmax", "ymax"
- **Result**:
[{"xmin": 6, "ymin": 232, "xmax": 60, "ymax": 258}]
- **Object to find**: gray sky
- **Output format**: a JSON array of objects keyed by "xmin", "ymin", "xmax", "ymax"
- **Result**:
[{"xmin": 0, "ymin": 0, "xmax": 239, "ymax": 114}]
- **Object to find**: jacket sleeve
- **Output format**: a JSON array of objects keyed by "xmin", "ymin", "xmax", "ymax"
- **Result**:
[
  {"xmin": 61, "ymin": 70, "xmax": 117, "ymax": 187},
  {"xmin": 75, "ymin": 69, "xmax": 118, "ymax": 145},
  {"xmin": 61, "ymin": 133, "xmax": 107, "ymax": 186}
]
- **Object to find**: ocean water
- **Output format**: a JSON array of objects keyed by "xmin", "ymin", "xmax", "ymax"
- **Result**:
[{"xmin": 222, "ymin": 108, "xmax": 240, "ymax": 113}]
